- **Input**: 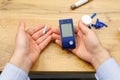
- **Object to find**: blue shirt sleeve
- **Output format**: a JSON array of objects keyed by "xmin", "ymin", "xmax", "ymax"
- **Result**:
[
  {"xmin": 95, "ymin": 58, "xmax": 120, "ymax": 80},
  {"xmin": 0, "ymin": 63, "xmax": 30, "ymax": 80}
]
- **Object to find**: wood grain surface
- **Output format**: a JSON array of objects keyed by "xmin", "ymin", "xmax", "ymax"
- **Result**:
[{"xmin": 0, "ymin": 0, "xmax": 120, "ymax": 71}]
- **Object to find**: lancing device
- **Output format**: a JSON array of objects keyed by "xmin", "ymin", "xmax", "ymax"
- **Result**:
[{"xmin": 71, "ymin": 0, "xmax": 89, "ymax": 10}]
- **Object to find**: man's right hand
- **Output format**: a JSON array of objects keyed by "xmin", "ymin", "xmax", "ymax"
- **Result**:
[{"xmin": 52, "ymin": 20, "xmax": 111, "ymax": 70}]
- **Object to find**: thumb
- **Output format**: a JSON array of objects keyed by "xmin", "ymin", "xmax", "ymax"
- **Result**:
[
  {"xmin": 18, "ymin": 21, "xmax": 25, "ymax": 33},
  {"xmin": 78, "ymin": 20, "xmax": 90, "ymax": 34}
]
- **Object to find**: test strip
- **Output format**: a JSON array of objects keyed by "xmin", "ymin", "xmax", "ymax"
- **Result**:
[{"xmin": 43, "ymin": 26, "xmax": 47, "ymax": 34}]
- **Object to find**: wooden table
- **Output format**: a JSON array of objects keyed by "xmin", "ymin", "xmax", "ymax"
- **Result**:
[{"xmin": 0, "ymin": 0, "xmax": 120, "ymax": 72}]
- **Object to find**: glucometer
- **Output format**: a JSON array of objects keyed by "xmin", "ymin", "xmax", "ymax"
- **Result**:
[{"xmin": 59, "ymin": 19, "xmax": 76, "ymax": 49}]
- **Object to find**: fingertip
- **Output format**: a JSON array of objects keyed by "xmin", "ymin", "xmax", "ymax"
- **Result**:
[
  {"xmin": 52, "ymin": 33, "xmax": 55, "ymax": 38},
  {"xmin": 19, "ymin": 21, "xmax": 25, "ymax": 31},
  {"xmin": 19, "ymin": 21, "xmax": 25, "ymax": 26},
  {"xmin": 52, "ymin": 33, "xmax": 60, "ymax": 40},
  {"xmin": 51, "ymin": 33, "xmax": 57, "ymax": 40},
  {"xmin": 55, "ymin": 39, "xmax": 61, "ymax": 46},
  {"xmin": 53, "ymin": 28, "xmax": 60, "ymax": 34}
]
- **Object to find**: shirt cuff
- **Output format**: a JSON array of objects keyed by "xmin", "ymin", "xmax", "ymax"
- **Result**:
[
  {"xmin": 0, "ymin": 63, "xmax": 30, "ymax": 80},
  {"xmin": 95, "ymin": 58, "xmax": 120, "ymax": 80}
]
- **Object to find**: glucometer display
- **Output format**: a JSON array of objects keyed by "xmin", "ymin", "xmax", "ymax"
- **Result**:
[{"xmin": 61, "ymin": 23, "xmax": 73, "ymax": 37}]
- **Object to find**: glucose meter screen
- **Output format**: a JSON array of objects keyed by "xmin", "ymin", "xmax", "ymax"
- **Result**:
[{"xmin": 61, "ymin": 23, "xmax": 73, "ymax": 37}]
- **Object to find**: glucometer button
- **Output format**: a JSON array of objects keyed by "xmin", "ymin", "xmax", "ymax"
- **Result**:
[{"xmin": 69, "ymin": 40, "xmax": 74, "ymax": 45}]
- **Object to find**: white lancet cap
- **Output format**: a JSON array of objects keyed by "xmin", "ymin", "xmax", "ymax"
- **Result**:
[{"xmin": 81, "ymin": 15, "xmax": 92, "ymax": 26}]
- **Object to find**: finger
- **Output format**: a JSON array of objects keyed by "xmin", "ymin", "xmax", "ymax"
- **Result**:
[
  {"xmin": 39, "ymin": 36, "xmax": 52, "ymax": 50},
  {"xmin": 27, "ymin": 24, "xmax": 44, "ymax": 35},
  {"xmin": 55, "ymin": 39, "xmax": 61, "ymax": 46},
  {"xmin": 78, "ymin": 20, "xmax": 90, "ymax": 34},
  {"xmin": 52, "ymin": 33, "xmax": 60, "ymax": 40},
  {"xmin": 74, "ymin": 26, "xmax": 79, "ymax": 33},
  {"xmin": 78, "ymin": 31, "xmax": 83, "ymax": 38},
  {"xmin": 18, "ymin": 21, "xmax": 25, "ymax": 32},
  {"xmin": 32, "ymin": 27, "xmax": 51, "ymax": 40},
  {"xmin": 36, "ymin": 29, "xmax": 53, "ymax": 44},
  {"xmin": 53, "ymin": 28, "xmax": 60, "ymax": 34}
]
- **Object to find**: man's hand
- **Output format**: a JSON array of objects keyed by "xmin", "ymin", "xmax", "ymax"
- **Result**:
[
  {"xmin": 9, "ymin": 22, "xmax": 52, "ymax": 73},
  {"xmin": 52, "ymin": 20, "xmax": 111, "ymax": 69}
]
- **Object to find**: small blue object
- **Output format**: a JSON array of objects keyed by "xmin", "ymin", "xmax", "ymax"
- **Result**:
[
  {"xmin": 87, "ymin": 13, "xmax": 97, "ymax": 29},
  {"xmin": 91, "ymin": 19, "xmax": 107, "ymax": 29},
  {"xmin": 88, "ymin": 25, "xmax": 92, "ymax": 29},
  {"xmin": 91, "ymin": 13, "xmax": 97, "ymax": 19}
]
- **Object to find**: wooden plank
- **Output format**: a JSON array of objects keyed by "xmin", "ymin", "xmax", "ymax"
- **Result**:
[{"xmin": 0, "ymin": 0, "xmax": 120, "ymax": 71}]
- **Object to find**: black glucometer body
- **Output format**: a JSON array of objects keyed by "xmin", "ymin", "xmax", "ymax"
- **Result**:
[{"xmin": 59, "ymin": 18, "xmax": 76, "ymax": 49}]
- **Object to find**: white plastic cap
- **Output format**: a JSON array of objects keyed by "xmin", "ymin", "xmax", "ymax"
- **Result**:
[{"xmin": 81, "ymin": 15, "xmax": 92, "ymax": 25}]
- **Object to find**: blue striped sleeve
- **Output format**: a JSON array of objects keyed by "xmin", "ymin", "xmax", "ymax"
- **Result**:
[
  {"xmin": 95, "ymin": 58, "xmax": 120, "ymax": 80},
  {"xmin": 0, "ymin": 63, "xmax": 30, "ymax": 80}
]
